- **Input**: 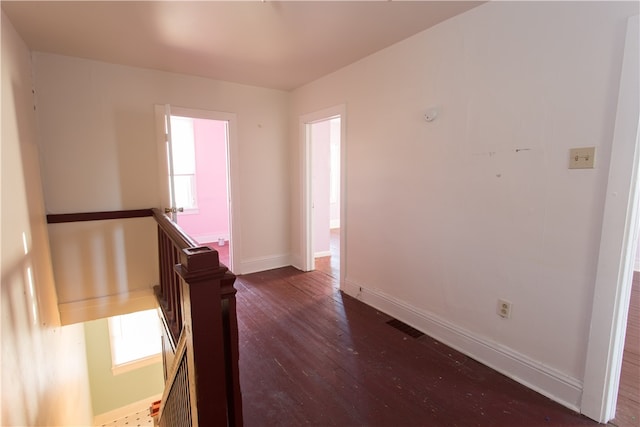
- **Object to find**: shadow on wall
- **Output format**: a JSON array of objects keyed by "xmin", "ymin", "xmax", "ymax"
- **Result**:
[
  {"xmin": 0, "ymin": 71, "xmax": 92, "ymax": 423},
  {"xmin": 114, "ymin": 108, "xmax": 160, "ymax": 210},
  {"xmin": 1, "ymin": 248, "xmax": 43, "ymax": 424},
  {"xmin": 47, "ymin": 217, "xmax": 159, "ymax": 323}
]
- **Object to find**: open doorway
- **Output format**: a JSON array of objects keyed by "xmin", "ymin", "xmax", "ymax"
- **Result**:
[
  {"xmin": 310, "ymin": 117, "xmax": 341, "ymax": 279},
  {"xmin": 156, "ymin": 105, "xmax": 238, "ymax": 272},
  {"xmin": 169, "ymin": 115, "xmax": 232, "ymax": 267},
  {"xmin": 300, "ymin": 104, "xmax": 346, "ymax": 284}
]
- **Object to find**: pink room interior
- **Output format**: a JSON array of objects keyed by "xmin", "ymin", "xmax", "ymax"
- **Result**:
[{"xmin": 176, "ymin": 118, "xmax": 230, "ymax": 247}]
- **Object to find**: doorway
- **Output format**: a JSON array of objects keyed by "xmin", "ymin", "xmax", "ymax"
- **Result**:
[
  {"xmin": 310, "ymin": 117, "xmax": 341, "ymax": 279},
  {"xmin": 156, "ymin": 105, "xmax": 238, "ymax": 271},
  {"xmin": 300, "ymin": 105, "xmax": 346, "ymax": 285}
]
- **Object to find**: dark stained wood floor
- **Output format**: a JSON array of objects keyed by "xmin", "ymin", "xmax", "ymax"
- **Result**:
[
  {"xmin": 315, "ymin": 228, "xmax": 340, "ymax": 279},
  {"xmin": 611, "ymin": 271, "xmax": 640, "ymax": 427},
  {"xmin": 235, "ymin": 266, "xmax": 600, "ymax": 426}
]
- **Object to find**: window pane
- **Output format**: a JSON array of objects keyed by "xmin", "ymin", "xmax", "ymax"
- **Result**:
[
  {"xmin": 173, "ymin": 175, "xmax": 197, "ymax": 209},
  {"xmin": 170, "ymin": 116, "xmax": 196, "ymax": 175},
  {"xmin": 108, "ymin": 309, "xmax": 162, "ymax": 367}
]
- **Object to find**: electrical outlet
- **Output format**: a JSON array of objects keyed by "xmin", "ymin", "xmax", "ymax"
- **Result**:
[{"xmin": 497, "ymin": 299, "xmax": 512, "ymax": 319}]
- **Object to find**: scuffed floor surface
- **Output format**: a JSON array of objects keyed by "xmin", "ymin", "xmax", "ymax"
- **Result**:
[{"xmin": 236, "ymin": 266, "xmax": 599, "ymax": 427}]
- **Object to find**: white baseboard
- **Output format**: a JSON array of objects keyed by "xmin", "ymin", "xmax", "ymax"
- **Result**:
[
  {"xmin": 342, "ymin": 279, "xmax": 583, "ymax": 413},
  {"xmin": 194, "ymin": 233, "xmax": 230, "ymax": 245},
  {"xmin": 290, "ymin": 254, "xmax": 304, "ymax": 271},
  {"xmin": 236, "ymin": 254, "xmax": 292, "ymax": 275},
  {"xmin": 330, "ymin": 219, "xmax": 340, "ymax": 229},
  {"xmin": 314, "ymin": 250, "xmax": 331, "ymax": 258},
  {"xmin": 93, "ymin": 393, "xmax": 162, "ymax": 426}
]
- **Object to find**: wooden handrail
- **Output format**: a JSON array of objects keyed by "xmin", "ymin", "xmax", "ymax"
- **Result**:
[
  {"xmin": 46, "ymin": 208, "xmax": 243, "ymax": 425},
  {"xmin": 47, "ymin": 209, "xmax": 153, "ymax": 223},
  {"xmin": 152, "ymin": 208, "xmax": 243, "ymax": 427},
  {"xmin": 151, "ymin": 208, "xmax": 199, "ymax": 249}
]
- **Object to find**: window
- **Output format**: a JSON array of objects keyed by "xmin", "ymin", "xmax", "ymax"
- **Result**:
[
  {"xmin": 108, "ymin": 309, "xmax": 162, "ymax": 375},
  {"xmin": 170, "ymin": 116, "xmax": 198, "ymax": 210}
]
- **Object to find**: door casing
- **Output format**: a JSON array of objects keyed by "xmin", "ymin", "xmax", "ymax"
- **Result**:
[
  {"xmin": 299, "ymin": 104, "xmax": 347, "ymax": 287},
  {"xmin": 155, "ymin": 105, "xmax": 239, "ymax": 272}
]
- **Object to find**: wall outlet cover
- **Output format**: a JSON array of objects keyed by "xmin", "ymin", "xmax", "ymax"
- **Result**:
[{"xmin": 569, "ymin": 147, "xmax": 596, "ymax": 169}]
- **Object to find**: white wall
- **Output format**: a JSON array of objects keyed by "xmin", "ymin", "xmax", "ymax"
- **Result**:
[
  {"xmin": 1, "ymin": 11, "xmax": 93, "ymax": 426},
  {"xmin": 290, "ymin": 1, "xmax": 638, "ymax": 412},
  {"xmin": 635, "ymin": 236, "xmax": 640, "ymax": 272},
  {"xmin": 312, "ymin": 120, "xmax": 331, "ymax": 256},
  {"xmin": 48, "ymin": 218, "xmax": 160, "ymax": 324},
  {"xmin": 32, "ymin": 53, "xmax": 291, "ymax": 313},
  {"xmin": 329, "ymin": 118, "xmax": 341, "ymax": 228}
]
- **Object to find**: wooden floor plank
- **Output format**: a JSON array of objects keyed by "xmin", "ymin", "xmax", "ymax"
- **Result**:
[
  {"xmin": 612, "ymin": 271, "xmax": 640, "ymax": 427},
  {"xmin": 236, "ymin": 266, "xmax": 600, "ymax": 426}
]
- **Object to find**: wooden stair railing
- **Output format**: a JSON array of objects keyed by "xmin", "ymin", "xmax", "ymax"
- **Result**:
[
  {"xmin": 152, "ymin": 208, "xmax": 242, "ymax": 427},
  {"xmin": 47, "ymin": 208, "xmax": 243, "ymax": 426}
]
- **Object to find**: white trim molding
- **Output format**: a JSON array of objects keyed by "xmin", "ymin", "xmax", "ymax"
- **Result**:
[
  {"xmin": 93, "ymin": 393, "xmax": 162, "ymax": 426},
  {"xmin": 299, "ymin": 104, "xmax": 347, "ymax": 287},
  {"xmin": 343, "ymin": 279, "xmax": 584, "ymax": 412},
  {"xmin": 193, "ymin": 233, "xmax": 230, "ymax": 245},
  {"xmin": 581, "ymin": 14, "xmax": 640, "ymax": 423},
  {"xmin": 235, "ymin": 254, "xmax": 292, "ymax": 275}
]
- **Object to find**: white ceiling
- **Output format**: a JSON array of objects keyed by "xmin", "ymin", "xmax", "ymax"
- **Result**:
[{"xmin": 2, "ymin": 1, "xmax": 484, "ymax": 91}]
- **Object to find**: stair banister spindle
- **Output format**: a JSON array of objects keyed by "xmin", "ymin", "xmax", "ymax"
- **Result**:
[{"xmin": 151, "ymin": 208, "xmax": 242, "ymax": 427}]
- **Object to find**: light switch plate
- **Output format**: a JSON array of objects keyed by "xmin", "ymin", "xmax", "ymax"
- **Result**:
[{"xmin": 569, "ymin": 147, "xmax": 595, "ymax": 169}]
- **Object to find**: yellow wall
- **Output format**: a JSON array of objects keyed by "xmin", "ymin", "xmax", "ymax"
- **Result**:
[{"xmin": 84, "ymin": 317, "xmax": 164, "ymax": 417}]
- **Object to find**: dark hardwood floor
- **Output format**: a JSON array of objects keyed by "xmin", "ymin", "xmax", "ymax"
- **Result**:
[
  {"xmin": 315, "ymin": 228, "xmax": 340, "ymax": 279},
  {"xmin": 235, "ymin": 266, "xmax": 600, "ymax": 426},
  {"xmin": 611, "ymin": 271, "xmax": 640, "ymax": 427}
]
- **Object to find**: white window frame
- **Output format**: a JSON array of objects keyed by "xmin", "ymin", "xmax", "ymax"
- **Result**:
[
  {"xmin": 108, "ymin": 309, "xmax": 163, "ymax": 375},
  {"xmin": 170, "ymin": 116, "xmax": 199, "ymax": 211}
]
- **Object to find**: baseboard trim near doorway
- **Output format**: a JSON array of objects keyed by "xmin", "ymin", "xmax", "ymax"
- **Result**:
[
  {"xmin": 342, "ymin": 279, "xmax": 584, "ymax": 414},
  {"xmin": 236, "ymin": 254, "xmax": 292, "ymax": 275}
]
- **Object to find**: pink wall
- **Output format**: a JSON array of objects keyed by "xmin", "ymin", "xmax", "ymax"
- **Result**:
[{"xmin": 177, "ymin": 118, "xmax": 230, "ymax": 244}]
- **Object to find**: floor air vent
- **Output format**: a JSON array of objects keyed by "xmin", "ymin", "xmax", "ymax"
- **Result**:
[{"xmin": 386, "ymin": 319, "xmax": 425, "ymax": 338}]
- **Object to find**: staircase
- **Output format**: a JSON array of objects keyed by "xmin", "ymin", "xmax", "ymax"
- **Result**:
[{"xmin": 47, "ymin": 208, "xmax": 243, "ymax": 427}]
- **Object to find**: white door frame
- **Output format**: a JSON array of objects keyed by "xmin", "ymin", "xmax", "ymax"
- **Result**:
[
  {"xmin": 300, "ymin": 104, "xmax": 347, "ymax": 286},
  {"xmin": 581, "ymin": 15, "xmax": 639, "ymax": 423},
  {"xmin": 155, "ymin": 105, "xmax": 240, "ymax": 272}
]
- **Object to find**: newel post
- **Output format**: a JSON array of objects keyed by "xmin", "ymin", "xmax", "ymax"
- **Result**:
[{"xmin": 176, "ymin": 245, "xmax": 242, "ymax": 426}]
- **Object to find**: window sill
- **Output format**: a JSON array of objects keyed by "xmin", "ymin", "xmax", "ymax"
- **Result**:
[{"xmin": 111, "ymin": 353, "xmax": 162, "ymax": 376}]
